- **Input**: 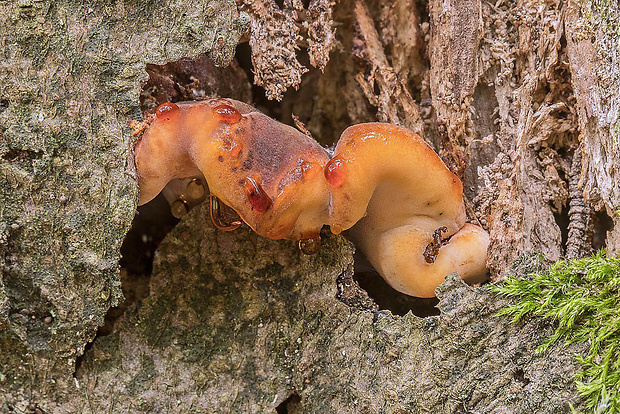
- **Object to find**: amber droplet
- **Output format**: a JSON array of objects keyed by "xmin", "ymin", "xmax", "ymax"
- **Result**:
[
  {"xmin": 299, "ymin": 237, "xmax": 321, "ymax": 255},
  {"xmin": 170, "ymin": 198, "xmax": 189, "ymax": 219},
  {"xmin": 213, "ymin": 104, "xmax": 242, "ymax": 124},
  {"xmin": 324, "ymin": 158, "xmax": 347, "ymax": 187},
  {"xmin": 186, "ymin": 179, "xmax": 206, "ymax": 200},
  {"xmin": 209, "ymin": 196, "xmax": 241, "ymax": 231},
  {"xmin": 244, "ymin": 176, "xmax": 272, "ymax": 213},
  {"xmin": 155, "ymin": 102, "xmax": 180, "ymax": 120}
]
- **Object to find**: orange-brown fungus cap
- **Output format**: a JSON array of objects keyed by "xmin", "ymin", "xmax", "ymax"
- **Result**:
[
  {"xmin": 135, "ymin": 98, "xmax": 331, "ymax": 241},
  {"xmin": 134, "ymin": 101, "xmax": 489, "ymax": 298}
]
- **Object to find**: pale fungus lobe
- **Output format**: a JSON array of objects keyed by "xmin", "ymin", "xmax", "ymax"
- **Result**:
[
  {"xmin": 326, "ymin": 123, "xmax": 490, "ymax": 298},
  {"xmin": 134, "ymin": 100, "xmax": 490, "ymax": 298}
]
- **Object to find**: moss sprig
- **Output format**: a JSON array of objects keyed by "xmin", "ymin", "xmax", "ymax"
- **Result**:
[{"xmin": 490, "ymin": 251, "xmax": 620, "ymax": 413}]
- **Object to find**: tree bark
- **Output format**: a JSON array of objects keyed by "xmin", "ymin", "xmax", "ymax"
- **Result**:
[
  {"xmin": 565, "ymin": 0, "xmax": 620, "ymax": 252},
  {"xmin": 46, "ymin": 205, "xmax": 587, "ymax": 412},
  {"xmin": 0, "ymin": 0, "xmax": 246, "ymax": 401}
]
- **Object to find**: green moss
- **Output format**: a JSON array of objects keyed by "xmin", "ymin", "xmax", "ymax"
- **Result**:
[{"xmin": 491, "ymin": 251, "xmax": 620, "ymax": 413}]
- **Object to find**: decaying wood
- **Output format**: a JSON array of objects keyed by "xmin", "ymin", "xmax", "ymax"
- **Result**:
[
  {"xmin": 566, "ymin": 147, "xmax": 594, "ymax": 259},
  {"xmin": 242, "ymin": 0, "xmax": 336, "ymax": 100},
  {"xmin": 140, "ymin": 55, "xmax": 253, "ymax": 113},
  {"xmin": 566, "ymin": 0, "xmax": 620, "ymax": 254},
  {"xmin": 462, "ymin": 0, "xmax": 579, "ymax": 278},
  {"xmin": 428, "ymin": 0, "xmax": 482, "ymax": 175},
  {"xmin": 352, "ymin": 0, "xmax": 424, "ymax": 136}
]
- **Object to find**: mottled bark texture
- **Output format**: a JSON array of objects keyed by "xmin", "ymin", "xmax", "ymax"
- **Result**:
[
  {"xmin": 241, "ymin": 0, "xmax": 336, "ymax": 101},
  {"xmin": 427, "ymin": 0, "xmax": 618, "ymax": 274},
  {"xmin": 8, "ymin": 204, "xmax": 586, "ymax": 412},
  {"xmin": 0, "ymin": 0, "xmax": 246, "ymax": 399},
  {"xmin": 566, "ymin": 0, "xmax": 620, "ymax": 253}
]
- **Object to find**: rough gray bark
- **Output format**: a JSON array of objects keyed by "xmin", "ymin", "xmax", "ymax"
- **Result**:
[
  {"xmin": 5, "ymin": 204, "xmax": 586, "ymax": 412},
  {"xmin": 0, "ymin": 0, "xmax": 246, "ymax": 398}
]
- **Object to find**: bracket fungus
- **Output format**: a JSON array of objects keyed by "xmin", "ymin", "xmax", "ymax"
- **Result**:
[{"xmin": 133, "ymin": 98, "xmax": 490, "ymax": 298}]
